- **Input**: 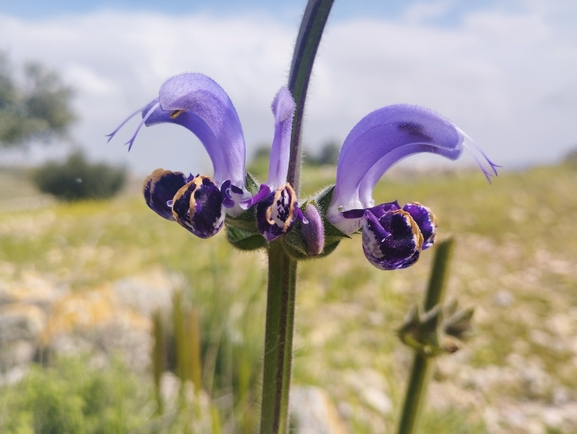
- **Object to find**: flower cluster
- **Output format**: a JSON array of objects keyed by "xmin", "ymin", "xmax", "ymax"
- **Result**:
[{"xmin": 109, "ymin": 73, "xmax": 497, "ymax": 270}]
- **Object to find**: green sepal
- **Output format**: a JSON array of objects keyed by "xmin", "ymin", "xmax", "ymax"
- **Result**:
[
  {"xmin": 226, "ymin": 225, "xmax": 268, "ymax": 251},
  {"xmin": 224, "ymin": 171, "xmax": 261, "ymax": 233},
  {"xmin": 224, "ymin": 206, "xmax": 264, "ymax": 251},
  {"xmin": 281, "ymin": 218, "xmax": 341, "ymax": 260},
  {"xmin": 398, "ymin": 305, "xmax": 443, "ymax": 357},
  {"xmin": 245, "ymin": 171, "xmax": 260, "ymax": 195},
  {"xmin": 444, "ymin": 301, "xmax": 475, "ymax": 341},
  {"xmin": 280, "ymin": 186, "xmax": 349, "ymax": 261},
  {"xmin": 397, "ymin": 300, "xmax": 475, "ymax": 357},
  {"xmin": 313, "ymin": 184, "xmax": 351, "ymax": 249},
  {"xmin": 225, "ymin": 205, "xmax": 259, "ymax": 232},
  {"xmin": 224, "ymin": 171, "xmax": 266, "ymax": 251}
]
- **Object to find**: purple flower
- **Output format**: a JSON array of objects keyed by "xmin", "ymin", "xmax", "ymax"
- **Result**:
[
  {"xmin": 240, "ymin": 87, "xmax": 305, "ymax": 242},
  {"xmin": 108, "ymin": 73, "xmax": 250, "ymax": 238},
  {"xmin": 108, "ymin": 73, "xmax": 304, "ymax": 241},
  {"xmin": 326, "ymin": 104, "xmax": 498, "ymax": 270}
]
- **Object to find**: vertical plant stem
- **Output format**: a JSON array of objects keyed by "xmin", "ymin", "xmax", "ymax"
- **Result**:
[
  {"xmin": 260, "ymin": 242, "xmax": 297, "ymax": 434},
  {"xmin": 397, "ymin": 238, "xmax": 455, "ymax": 434},
  {"xmin": 423, "ymin": 239, "xmax": 455, "ymax": 312},
  {"xmin": 260, "ymin": 1, "xmax": 334, "ymax": 433},
  {"xmin": 287, "ymin": 0, "xmax": 335, "ymax": 192}
]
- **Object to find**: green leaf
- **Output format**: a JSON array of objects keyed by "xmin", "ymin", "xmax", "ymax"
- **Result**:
[
  {"xmin": 226, "ymin": 226, "xmax": 267, "ymax": 251},
  {"xmin": 225, "ymin": 206, "xmax": 259, "ymax": 233}
]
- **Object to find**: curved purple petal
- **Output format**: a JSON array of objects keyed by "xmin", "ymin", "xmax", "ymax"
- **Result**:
[
  {"xmin": 266, "ymin": 87, "xmax": 296, "ymax": 190},
  {"xmin": 457, "ymin": 127, "xmax": 500, "ymax": 183},
  {"xmin": 327, "ymin": 105, "xmax": 468, "ymax": 233},
  {"xmin": 108, "ymin": 73, "xmax": 247, "ymax": 194},
  {"xmin": 149, "ymin": 73, "xmax": 246, "ymax": 190}
]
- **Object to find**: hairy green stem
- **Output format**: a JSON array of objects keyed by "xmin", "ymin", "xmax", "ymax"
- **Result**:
[
  {"xmin": 397, "ymin": 239, "xmax": 455, "ymax": 434},
  {"xmin": 287, "ymin": 0, "xmax": 335, "ymax": 192},
  {"xmin": 260, "ymin": 242, "xmax": 297, "ymax": 434},
  {"xmin": 260, "ymin": 1, "xmax": 334, "ymax": 433},
  {"xmin": 423, "ymin": 239, "xmax": 455, "ymax": 312}
]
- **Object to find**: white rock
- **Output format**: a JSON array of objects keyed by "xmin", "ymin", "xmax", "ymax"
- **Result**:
[
  {"xmin": 290, "ymin": 385, "xmax": 347, "ymax": 434},
  {"xmin": 113, "ymin": 269, "xmax": 183, "ymax": 316},
  {"xmin": 0, "ymin": 303, "xmax": 46, "ymax": 344}
]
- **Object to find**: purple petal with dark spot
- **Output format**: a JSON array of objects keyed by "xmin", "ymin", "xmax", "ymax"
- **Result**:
[
  {"xmin": 341, "ymin": 200, "xmax": 401, "ymax": 229},
  {"xmin": 366, "ymin": 201, "xmax": 401, "ymax": 218},
  {"xmin": 362, "ymin": 208, "xmax": 423, "ymax": 270},
  {"xmin": 256, "ymin": 184, "xmax": 299, "ymax": 242},
  {"xmin": 143, "ymin": 169, "xmax": 187, "ymax": 220},
  {"xmin": 402, "ymin": 202, "xmax": 437, "ymax": 250},
  {"xmin": 172, "ymin": 176, "xmax": 225, "ymax": 239}
]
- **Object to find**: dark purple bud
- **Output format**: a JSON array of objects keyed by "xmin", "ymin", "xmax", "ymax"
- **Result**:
[
  {"xmin": 402, "ymin": 202, "xmax": 437, "ymax": 250},
  {"xmin": 143, "ymin": 169, "xmax": 188, "ymax": 220},
  {"xmin": 362, "ymin": 208, "xmax": 423, "ymax": 270},
  {"xmin": 257, "ymin": 184, "xmax": 298, "ymax": 242},
  {"xmin": 172, "ymin": 176, "xmax": 225, "ymax": 239},
  {"xmin": 300, "ymin": 203, "xmax": 324, "ymax": 256}
]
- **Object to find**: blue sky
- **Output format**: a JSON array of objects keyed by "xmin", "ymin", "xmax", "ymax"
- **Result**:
[
  {"xmin": 1, "ymin": 0, "xmax": 510, "ymax": 26},
  {"xmin": 0, "ymin": 0, "xmax": 452, "ymax": 20},
  {"xmin": 1, "ymin": 0, "xmax": 576, "ymax": 175}
]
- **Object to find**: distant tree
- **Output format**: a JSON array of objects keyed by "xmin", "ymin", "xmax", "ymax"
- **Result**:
[
  {"xmin": 0, "ymin": 52, "xmax": 76, "ymax": 148},
  {"xmin": 252, "ymin": 144, "xmax": 270, "ymax": 161},
  {"xmin": 247, "ymin": 144, "xmax": 271, "ymax": 180},
  {"xmin": 308, "ymin": 141, "xmax": 340, "ymax": 166},
  {"xmin": 32, "ymin": 150, "xmax": 127, "ymax": 201},
  {"xmin": 564, "ymin": 146, "xmax": 577, "ymax": 167}
]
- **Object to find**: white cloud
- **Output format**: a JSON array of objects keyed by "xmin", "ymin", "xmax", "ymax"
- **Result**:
[{"xmin": 0, "ymin": 0, "xmax": 575, "ymax": 177}]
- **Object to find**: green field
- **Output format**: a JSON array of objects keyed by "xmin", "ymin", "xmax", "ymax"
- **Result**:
[{"xmin": 1, "ymin": 163, "xmax": 576, "ymax": 433}]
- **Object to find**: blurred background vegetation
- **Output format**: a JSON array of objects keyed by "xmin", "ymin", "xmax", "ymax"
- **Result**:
[
  {"xmin": 0, "ymin": 52, "xmax": 75, "ymax": 149},
  {"xmin": 1, "ymin": 52, "xmax": 126, "ymax": 204},
  {"xmin": 1, "ymin": 158, "xmax": 577, "ymax": 433},
  {"xmin": 32, "ymin": 150, "xmax": 126, "ymax": 202}
]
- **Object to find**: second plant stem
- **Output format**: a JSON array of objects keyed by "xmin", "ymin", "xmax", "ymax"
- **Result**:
[{"xmin": 397, "ymin": 238, "xmax": 455, "ymax": 434}]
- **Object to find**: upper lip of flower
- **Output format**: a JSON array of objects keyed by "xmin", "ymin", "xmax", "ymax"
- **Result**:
[
  {"xmin": 266, "ymin": 87, "xmax": 296, "ymax": 191},
  {"xmin": 239, "ymin": 87, "xmax": 304, "ymax": 242},
  {"xmin": 326, "ymin": 104, "xmax": 499, "ymax": 234},
  {"xmin": 241, "ymin": 86, "xmax": 297, "ymax": 210},
  {"xmin": 107, "ymin": 72, "xmax": 248, "ymax": 200}
]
